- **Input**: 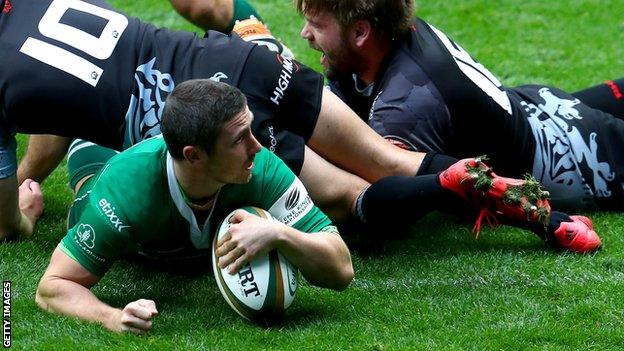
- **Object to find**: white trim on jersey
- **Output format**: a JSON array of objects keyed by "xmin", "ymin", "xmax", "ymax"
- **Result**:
[{"xmin": 166, "ymin": 153, "xmax": 218, "ymax": 249}]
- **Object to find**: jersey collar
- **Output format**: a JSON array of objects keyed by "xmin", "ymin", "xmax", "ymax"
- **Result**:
[
  {"xmin": 351, "ymin": 74, "xmax": 374, "ymax": 96},
  {"xmin": 166, "ymin": 152, "xmax": 218, "ymax": 249}
]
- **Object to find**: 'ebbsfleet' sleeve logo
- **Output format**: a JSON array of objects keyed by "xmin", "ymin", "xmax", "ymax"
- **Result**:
[{"xmin": 269, "ymin": 178, "xmax": 312, "ymax": 226}]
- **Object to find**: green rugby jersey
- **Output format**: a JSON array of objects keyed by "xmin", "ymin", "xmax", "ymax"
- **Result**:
[{"xmin": 61, "ymin": 137, "xmax": 334, "ymax": 276}]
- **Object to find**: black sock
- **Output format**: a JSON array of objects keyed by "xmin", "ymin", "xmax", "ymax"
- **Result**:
[
  {"xmin": 355, "ymin": 175, "xmax": 465, "ymax": 239},
  {"xmin": 500, "ymin": 211, "xmax": 571, "ymax": 243},
  {"xmin": 417, "ymin": 152, "xmax": 459, "ymax": 175},
  {"xmin": 573, "ymin": 78, "xmax": 624, "ymax": 120}
]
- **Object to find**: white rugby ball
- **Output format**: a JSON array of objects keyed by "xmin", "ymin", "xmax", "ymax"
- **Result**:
[{"xmin": 212, "ymin": 206, "xmax": 298, "ymax": 321}]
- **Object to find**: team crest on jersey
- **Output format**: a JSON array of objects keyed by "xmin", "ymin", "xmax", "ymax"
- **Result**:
[
  {"xmin": 384, "ymin": 135, "xmax": 417, "ymax": 151},
  {"xmin": 76, "ymin": 224, "xmax": 96, "ymax": 249},
  {"xmin": 124, "ymin": 58, "xmax": 175, "ymax": 147},
  {"xmin": 209, "ymin": 72, "xmax": 228, "ymax": 82},
  {"xmin": 524, "ymin": 88, "xmax": 615, "ymax": 201}
]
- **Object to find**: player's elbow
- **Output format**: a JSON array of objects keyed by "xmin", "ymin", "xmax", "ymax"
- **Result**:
[
  {"xmin": 35, "ymin": 278, "xmax": 52, "ymax": 311},
  {"xmin": 334, "ymin": 263, "xmax": 355, "ymax": 291},
  {"xmin": 324, "ymin": 261, "xmax": 354, "ymax": 291}
]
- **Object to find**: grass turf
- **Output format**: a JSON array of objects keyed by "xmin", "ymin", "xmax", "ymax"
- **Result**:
[{"xmin": 2, "ymin": 0, "xmax": 624, "ymax": 349}]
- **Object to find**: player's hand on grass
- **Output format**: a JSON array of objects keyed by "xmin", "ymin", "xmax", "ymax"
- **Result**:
[
  {"xmin": 18, "ymin": 179, "xmax": 43, "ymax": 236},
  {"xmin": 114, "ymin": 299, "xmax": 159, "ymax": 334},
  {"xmin": 216, "ymin": 210, "xmax": 281, "ymax": 274}
]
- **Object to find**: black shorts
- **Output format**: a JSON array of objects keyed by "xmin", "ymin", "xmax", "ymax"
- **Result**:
[
  {"xmin": 513, "ymin": 85, "xmax": 624, "ymax": 210},
  {"xmin": 237, "ymin": 46, "xmax": 324, "ymax": 175}
]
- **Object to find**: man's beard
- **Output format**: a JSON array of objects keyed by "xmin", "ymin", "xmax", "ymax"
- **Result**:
[{"xmin": 323, "ymin": 41, "xmax": 362, "ymax": 81}]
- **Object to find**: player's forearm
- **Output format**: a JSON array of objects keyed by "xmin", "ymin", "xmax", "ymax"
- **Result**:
[
  {"xmin": 17, "ymin": 135, "xmax": 70, "ymax": 184},
  {"xmin": 35, "ymin": 276, "xmax": 122, "ymax": 332},
  {"xmin": 275, "ymin": 225, "xmax": 354, "ymax": 291}
]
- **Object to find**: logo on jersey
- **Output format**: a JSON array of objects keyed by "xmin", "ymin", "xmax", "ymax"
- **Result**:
[
  {"xmin": 2, "ymin": 0, "xmax": 11, "ymax": 13},
  {"xmin": 428, "ymin": 23, "xmax": 512, "ymax": 115},
  {"xmin": 384, "ymin": 135, "xmax": 417, "ymax": 151},
  {"xmin": 270, "ymin": 55, "xmax": 299, "ymax": 106},
  {"xmin": 124, "ymin": 58, "xmax": 175, "ymax": 147},
  {"xmin": 268, "ymin": 178, "xmax": 312, "ymax": 226},
  {"xmin": 209, "ymin": 72, "xmax": 228, "ymax": 82},
  {"xmin": 98, "ymin": 198, "xmax": 130, "ymax": 232},
  {"xmin": 284, "ymin": 188, "xmax": 301, "ymax": 211},
  {"xmin": 524, "ymin": 88, "xmax": 615, "ymax": 200},
  {"xmin": 267, "ymin": 125, "xmax": 277, "ymax": 152},
  {"xmin": 76, "ymin": 224, "xmax": 96, "ymax": 249},
  {"xmin": 606, "ymin": 80, "xmax": 623, "ymax": 100}
]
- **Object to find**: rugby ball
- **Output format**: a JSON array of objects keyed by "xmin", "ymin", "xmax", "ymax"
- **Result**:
[{"xmin": 212, "ymin": 207, "xmax": 298, "ymax": 321}]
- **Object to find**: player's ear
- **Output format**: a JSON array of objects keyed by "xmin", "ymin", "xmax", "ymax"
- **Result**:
[
  {"xmin": 182, "ymin": 145, "xmax": 202, "ymax": 164},
  {"xmin": 350, "ymin": 20, "xmax": 372, "ymax": 48}
]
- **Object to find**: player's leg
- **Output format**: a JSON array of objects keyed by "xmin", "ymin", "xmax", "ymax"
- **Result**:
[
  {"xmin": 297, "ymin": 146, "xmax": 369, "ymax": 223},
  {"xmin": 65, "ymin": 140, "xmax": 119, "ymax": 231},
  {"xmin": 572, "ymin": 78, "xmax": 624, "ymax": 120},
  {"xmin": 356, "ymin": 155, "xmax": 601, "ymax": 252},
  {"xmin": 170, "ymin": 0, "xmax": 263, "ymax": 33},
  {"xmin": 66, "ymin": 139, "xmax": 119, "ymax": 194},
  {"xmin": 17, "ymin": 135, "xmax": 70, "ymax": 184}
]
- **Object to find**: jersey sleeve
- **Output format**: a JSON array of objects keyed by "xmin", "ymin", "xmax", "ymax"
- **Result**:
[
  {"xmin": 60, "ymin": 195, "xmax": 135, "ymax": 277},
  {"xmin": 256, "ymin": 149, "xmax": 335, "ymax": 234},
  {"xmin": 369, "ymin": 75, "xmax": 453, "ymax": 153}
]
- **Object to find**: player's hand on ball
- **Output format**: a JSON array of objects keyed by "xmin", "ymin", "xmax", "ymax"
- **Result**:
[
  {"xmin": 118, "ymin": 299, "xmax": 158, "ymax": 334},
  {"xmin": 18, "ymin": 179, "xmax": 43, "ymax": 235},
  {"xmin": 216, "ymin": 210, "xmax": 281, "ymax": 274}
]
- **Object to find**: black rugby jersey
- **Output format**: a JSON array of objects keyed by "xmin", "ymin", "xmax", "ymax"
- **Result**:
[
  {"xmin": 0, "ymin": 0, "xmax": 252, "ymax": 150},
  {"xmin": 0, "ymin": 0, "xmax": 323, "ymax": 177},
  {"xmin": 331, "ymin": 18, "xmax": 624, "ymax": 209}
]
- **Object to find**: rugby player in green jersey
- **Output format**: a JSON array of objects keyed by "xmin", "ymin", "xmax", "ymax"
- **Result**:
[{"xmin": 35, "ymin": 79, "xmax": 353, "ymax": 334}]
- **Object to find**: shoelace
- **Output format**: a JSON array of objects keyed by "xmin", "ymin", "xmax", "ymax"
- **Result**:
[{"xmin": 471, "ymin": 207, "xmax": 499, "ymax": 239}]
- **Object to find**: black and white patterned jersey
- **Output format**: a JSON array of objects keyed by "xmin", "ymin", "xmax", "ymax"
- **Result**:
[
  {"xmin": 330, "ymin": 17, "xmax": 624, "ymax": 210},
  {"xmin": 0, "ymin": 0, "xmax": 323, "ymax": 177}
]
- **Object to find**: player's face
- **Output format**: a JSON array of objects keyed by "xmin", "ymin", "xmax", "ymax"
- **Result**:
[
  {"xmin": 300, "ymin": 9, "xmax": 355, "ymax": 81},
  {"xmin": 206, "ymin": 106, "xmax": 262, "ymax": 185}
]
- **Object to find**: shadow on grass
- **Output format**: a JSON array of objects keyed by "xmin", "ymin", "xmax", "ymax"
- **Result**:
[{"xmin": 346, "ymin": 212, "xmax": 551, "ymax": 259}]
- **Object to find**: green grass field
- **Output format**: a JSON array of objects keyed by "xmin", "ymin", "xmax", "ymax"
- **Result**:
[{"xmin": 3, "ymin": 0, "xmax": 624, "ymax": 349}]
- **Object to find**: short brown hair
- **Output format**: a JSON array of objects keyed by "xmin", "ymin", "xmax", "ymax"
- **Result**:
[
  {"xmin": 295, "ymin": 0, "xmax": 414, "ymax": 39},
  {"xmin": 161, "ymin": 79, "xmax": 247, "ymax": 159}
]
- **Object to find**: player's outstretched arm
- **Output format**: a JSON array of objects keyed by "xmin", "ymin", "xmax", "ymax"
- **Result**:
[
  {"xmin": 17, "ymin": 135, "xmax": 70, "ymax": 184},
  {"xmin": 215, "ymin": 210, "xmax": 354, "ymax": 291},
  {"xmin": 36, "ymin": 246, "xmax": 158, "ymax": 334},
  {"xmin": 308, "ymin": 89, "xmax": 426, "ymax": 182},
  {"xmin": 0, "ymin": 176, "xmax": 43, "ymax": 240}
]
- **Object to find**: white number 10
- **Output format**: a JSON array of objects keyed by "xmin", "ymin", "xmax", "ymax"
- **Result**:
[{"xmin": 19, "ymin": 0, "xmax": 128, "ymax": 87}]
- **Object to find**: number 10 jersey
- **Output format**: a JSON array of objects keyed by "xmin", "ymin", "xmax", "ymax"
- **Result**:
[{"xmin": 0, "ymin": 0, "xmax": 267, "ymax": 168}]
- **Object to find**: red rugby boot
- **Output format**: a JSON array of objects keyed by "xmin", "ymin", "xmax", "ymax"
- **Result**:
[
  {"xmin": 550, "ymin": 215, "xmax": 601, "ymax": 253},
  {"xmin": 439, "ymin": 157, "xmax": 551, "ymax": 235}
]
